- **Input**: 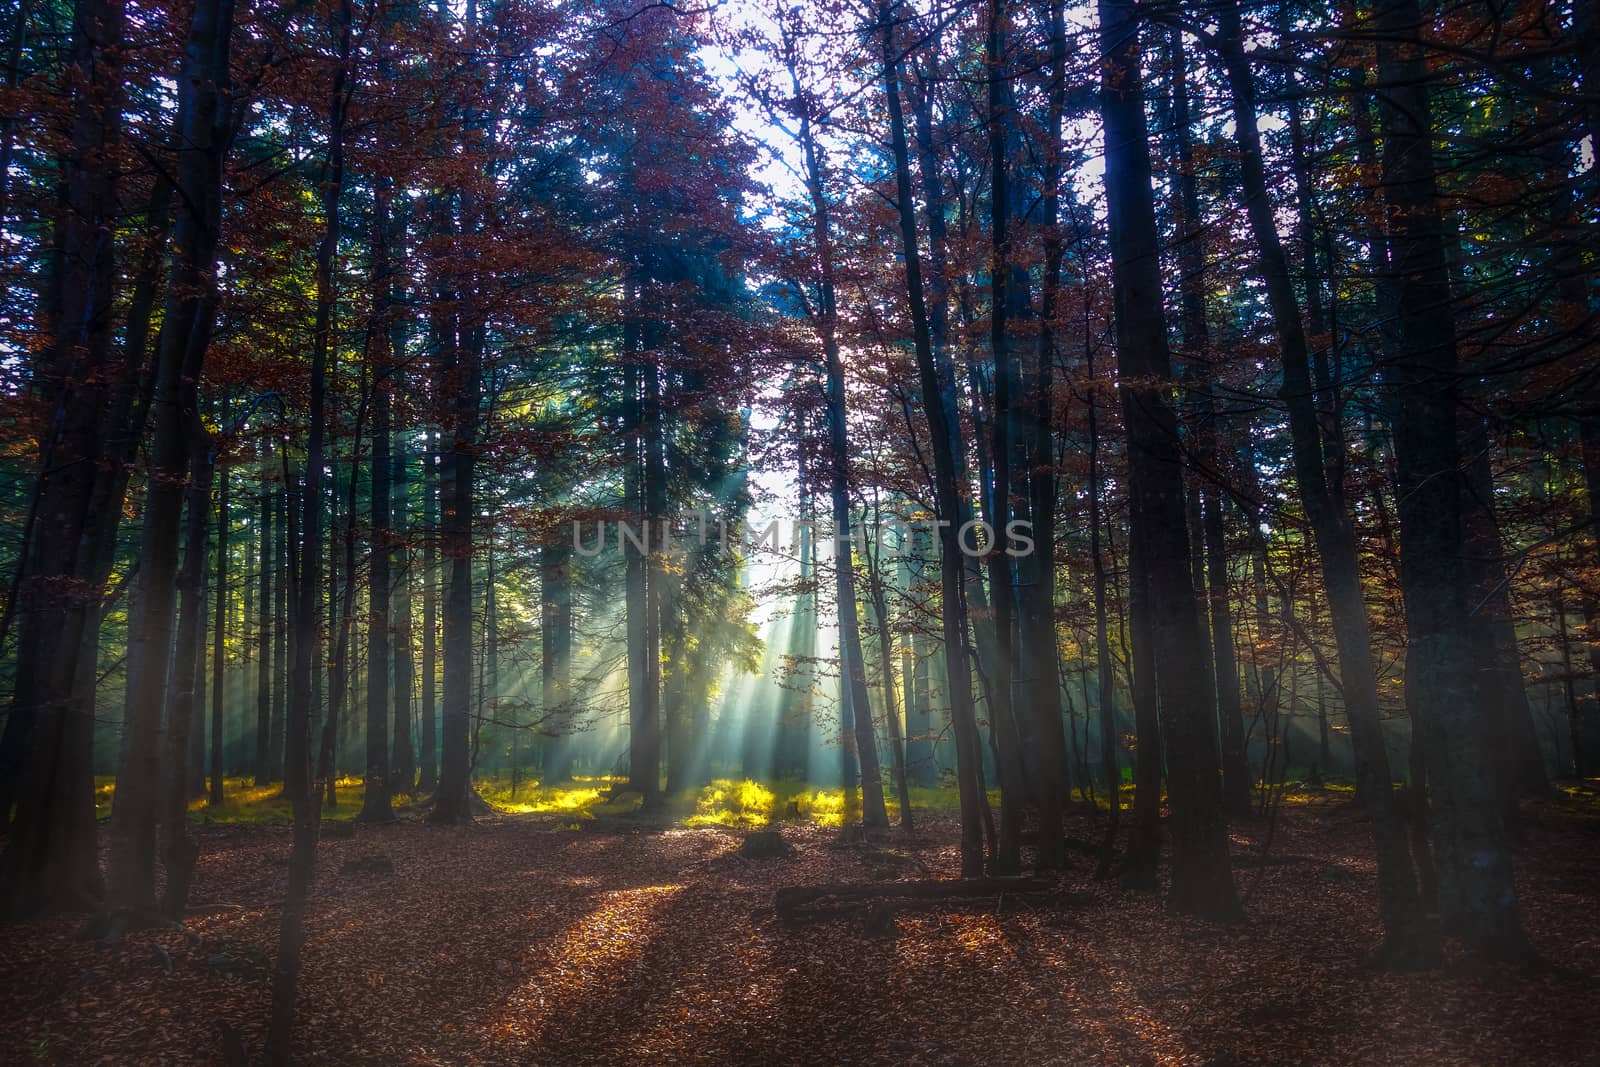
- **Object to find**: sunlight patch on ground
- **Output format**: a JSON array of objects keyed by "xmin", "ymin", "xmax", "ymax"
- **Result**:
[
  {"xmin": 490, "ymin": 885, "xmax": 683, "ymax": 1045},
  {"xmin": 950, "ymin": 913, "xmax": 1012, "ymax": 955}
]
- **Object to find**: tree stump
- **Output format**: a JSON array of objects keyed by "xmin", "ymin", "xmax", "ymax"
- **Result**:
[{"xmin": 738, "ymin": 829, "xmax": 791, "ymax": 858}]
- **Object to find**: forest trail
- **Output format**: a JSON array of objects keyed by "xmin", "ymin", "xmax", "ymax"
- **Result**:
[{"xmin": 2, "ymin": 801, "xmax": 1597, "ymax": 1065}]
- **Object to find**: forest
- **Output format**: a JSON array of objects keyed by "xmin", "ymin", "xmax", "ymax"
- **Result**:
[{"xmin": 0, "ymin": 0, "xmax": 1598, "ymax": 1060}]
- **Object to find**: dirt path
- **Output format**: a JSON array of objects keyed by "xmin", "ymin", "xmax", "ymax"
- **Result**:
[{"xmin": 2, "ymin": 803, "xmax": 1597, "ymax": 1064}]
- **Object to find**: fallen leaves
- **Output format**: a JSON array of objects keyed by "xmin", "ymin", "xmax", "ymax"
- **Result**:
[{"xmin": 0, "ymin": 801, "xmax": 1597, "ymax": 1065}]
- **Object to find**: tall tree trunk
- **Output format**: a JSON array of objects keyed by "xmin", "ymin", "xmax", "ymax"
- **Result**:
[
  {"xmin": 865, "ymin": 504, "xmax": 912, "ymax": 830},
  {"xmin": 1215, "ymin": 1, "xmax": 1429, "ymax": 957},
  {"xmin": 108, "ymin": 0, "xmax": 237, "ymax": 912},
  {"xmin": 905, "ymin": 522, "xmax": 934, "ymax": 787},
  {"xmin": 0, "ymin": 148, "xmax": 175, "ymax": 866},
  {"xmin": 271, "ymin": 480, "xmax": 288, "ymax": 781},
  {"xmin": 981, "ymin": 0, "xmax": 1026, "ymax": 874},
  {"xmin": 1015, "ymin": 0, "xmax": 1072, "ymax": 868},
  {"xmin": 256, "ymin": 468, "xmax": 273, "ymax": 783},
  {"xmin": 420, "ymin": 437, "xmax": 439, "ymax": 792},
  {"xmin": 1556, "ymin": 599, "xmax": 1585, "ymax": 779},
  {"xmin": 621, "ymin": 283, "xmax": 660, "ymax": 808},
  {"xmin": 361, "ymin": 319, "xmax": 394, "ymax": 823},
  {"xmin": 1374, "ymin": 0, "xmax": 1525, "ymax": 960},
  {"xmin": 267, "ymin": 0, "xmax": 346, "ymax": 1052},
  {"xmin": 644, "ymin": 357, "xmax": 670, "ymax": 803},
  {"xmin": 318, "ymin": 381, "xmax": 366, "ymax": 808},
  {"xmin": 161, "ymin": 441, "xmax": 213, "ymax": 918},
  {"xmin": 1460, "ymin": 424, "xmax": 1545, "ymax": 798},
  {"xmin": 787, "ymin": 34, "xmax": 887, "ymax": 830},
  {"xmin": 392, "ymin": 438, "xmax": 416, "ymax": 794},
  {"xmin": 189, "ymin": 537, "xmax": 209, "ymax": 800},
  {"xmin": 876, "ymin": 4, "xmax": 985, "ymax": 871},
  {"xmin": 429, "ymin": 182, "xmax": 482, "ymax": 824},
  {"xmin": 1169, "ymin": 27, "xmax": 1250, "ymax": 820},
  {"xmin": 210, "ymin": 461, "xmax": 228, "ymax": 805},
  {"xmin": 1086, "ymin": 339, "xmax": 1120, "ymax": 876},
  {"xmin": 909, "ymin": 48, "xmax": 1004, "ymax": 724},
  {"xmin": 1120, "ymin": 493, "xmax": 1163, "ymax": 890},
  {"xmin": 1098, "ymin": 0, "xmax": 1239, "ymax": 920},
  {"xmin": 541, "ymin": 542, "xmax": 573, "ymax": 782},
  {"xmin": 823, "ymin": 327, "xmax": 888, "ymax": 831}
]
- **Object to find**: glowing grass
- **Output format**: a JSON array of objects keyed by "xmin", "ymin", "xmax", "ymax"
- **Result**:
[
  {"xmin": 1556, "ymin": 779, "xmax": 1600, "ymax": 813},
  {"xmin": 476, "ymin": 776, "xmax": 640, "ymax": 820},
  {"xmin": 91, "ymin": 772, "xmax": 983, "ymax": 829},
  {"xmin": 95, "ymin": 775, "xmax": 419, "ymax": 823},
  {"xmin": 682, "ymin": 779, "xmax": 780, "ymax": 828}
]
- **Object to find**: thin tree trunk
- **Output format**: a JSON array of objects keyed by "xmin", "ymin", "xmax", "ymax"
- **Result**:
[
  {"xmin": 875, "ymin": 4, "xmax": 984, "ymax": 871},
  {"xmin": 1087, "ymin": 339, "xmax": 1120, "ymax": 877},
  {"xmin": 160, "ymin": 441, "xmax": 213, "ymax": 918},
  {"xmin": 361, "ymin": 308, "xmax": 394, "ymax": 822},
  {"xmin": 392, "ymin": 438, "xmax": 415, "ymax": 794},
  {"xmin": 541, "ymin": 542, "xmax": 573, "ymax": 781},
  {"xmin": 211, "ymin": 461, "xmax": 228, "ymax": 805},
  {"xmin": 266, "ymin": 0, "xmax": 346, "ymax": 1053},
  {"xmin": 1169, "ymin": 27, "xmax": 1250, "ymax": 821},
  {"xmin": 622, "ymin": 341, "xmax": 655, "ymax": 804},
  {"xmin": 271, "ymin": 480, "xmax": 288, "ymax": 781},
  {"xmin": 420, "ymin": 437, "xmax": 438, "ymax": 791},
  {"xmin": 256, "ymin": 468, "xmax": 273, "ymax": 783}
]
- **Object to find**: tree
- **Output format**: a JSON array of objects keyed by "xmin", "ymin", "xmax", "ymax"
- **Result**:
[{"xmin": 1097, "ymin": 0, "xmax": 1240, "ymax": 921}]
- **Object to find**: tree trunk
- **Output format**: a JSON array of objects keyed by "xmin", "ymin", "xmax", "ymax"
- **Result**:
[
  {"xmin": 1015, "ymin": 0, "xmax": 1072, "ymax": 869},
  {"xmin": 1086, "ymin": 338, "xmax": 1120, "ymax": 876},
  {"xmin": 161, "ymin": 442, "xmax": 213, "ymax": 918},
  {"xmin": 420, "ymin": 436, "xmax": 439, "ymax": 792},
  {"xmin": 271, "ymin": 480, "xmax": 288, "ymax": 781},
  {"xmin": 392, "ymin": 437, "xmax": 416, "ymax": 794},
  {"xmin": 644, "ymin": 357, "xmax": 669, "ymax": 802},
  {"xmin": 256, "ymin": 468, "xmax": 273, "ymax": 783},
  {"xmin": 211, "ymin": 461, "xmax": 228, "ymax": 805},
  {"xmin": 1215, "ymin": 1, "xmax": 1429, "ymax": 957},
  {"xmin": 622, "ymin": 289, "xmax": 661, "ymax": 808},
  {"xmin": 108, "ymin": 0, "xmax": 236, "ymax": 912},
  {"xmin": 875, "ymin": 7, "xmax": 985, "ymax": 872},
  {"xmin": 905, "ymin": 522, "xmax": 935, "ymax": 788},
  {"xmin": 1374, "ymin": 0, "xmax": 1525, "ymax": 960},
  {"xmin": 266, "ymin": 0, "xmax": 345, "ymax": 1052},
  {"xmin": 1098, "ymin": 0, "xmax": 1239, "ymax": 921},
  {"xmin": 361, "ymin": 304, "xmax": 394, "ymax": 822},
  {"xmin": 1168, "ymin": 27, "xmax": 1250, "ymax": 821},
  {"xmin": 1460, "ymin": 423, "xmax": 1545, "ymax": 798},
  {"xmin": 866, "ymin": 513, "xmax": 912, "ymax": 830},
  {"xmin": 430, "ymin": 227, "xmax": 481, "ymax": 824},
  {"xmin": 981, "ymin": 0, "xmax": 1026, "ymax": 875},
  {"xmin": 541, "ymin": 542, "xmax": 573, "ymax": 782}
]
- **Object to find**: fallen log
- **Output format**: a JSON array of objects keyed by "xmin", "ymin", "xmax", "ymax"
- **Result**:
[{"xmin": 775, "ymin": 876, "xmax": 1055, "ymax": 924}]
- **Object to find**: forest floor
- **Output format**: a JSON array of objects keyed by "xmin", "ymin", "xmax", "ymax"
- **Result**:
[{"xmin": 3, "ymin": 786, "xmax": 1599, "ymax": 1066}]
